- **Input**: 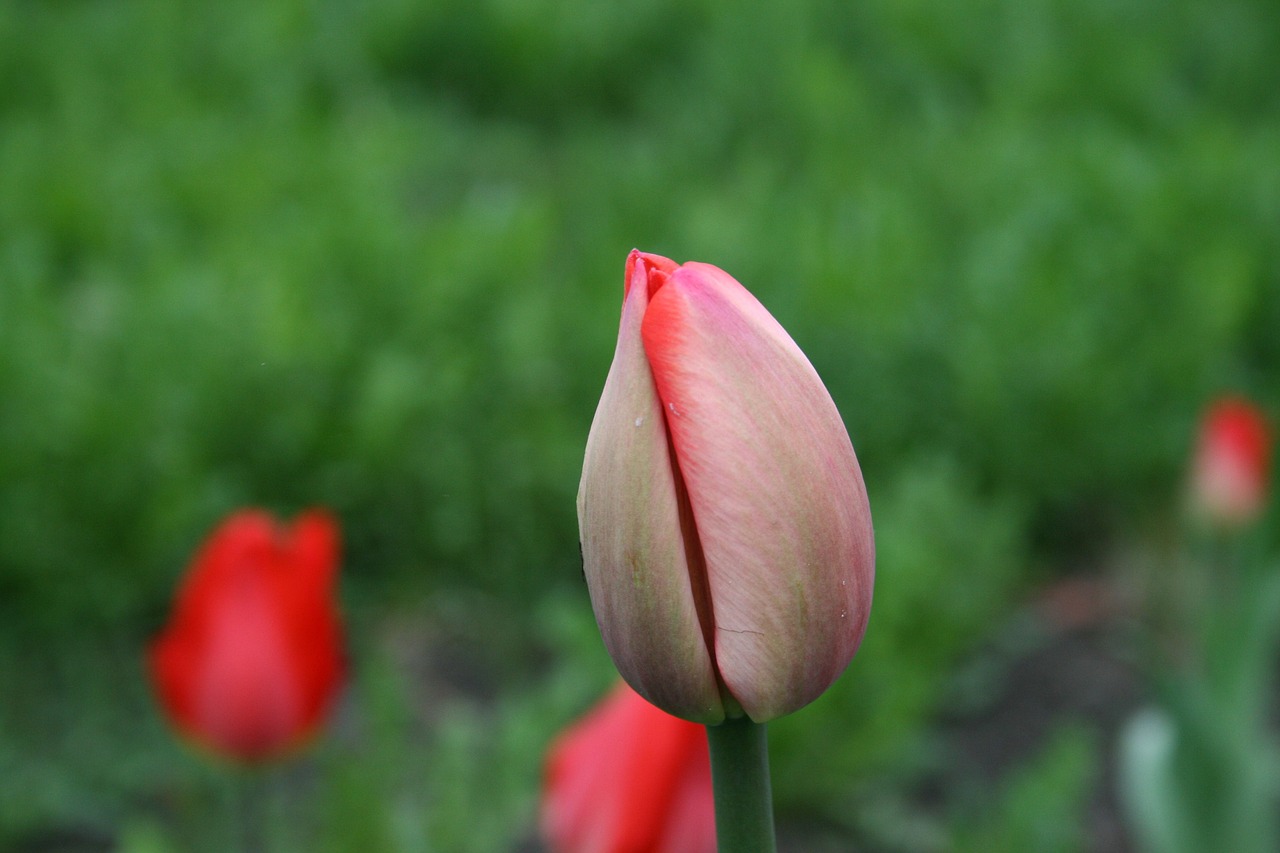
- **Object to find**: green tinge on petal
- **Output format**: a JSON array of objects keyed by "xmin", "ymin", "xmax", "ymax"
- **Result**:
[{"xmin": 641, "ymin": 263, "xmax": 875, "ymax": 722}]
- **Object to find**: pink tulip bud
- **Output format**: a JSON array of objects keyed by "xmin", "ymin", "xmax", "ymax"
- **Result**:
[
  {"xmin": 577, "ymin": 251, "xmax": 875, "ymax": 723},
  {"xmin": 1189, "ymin": 397, "xmax": 1271, "ymax": 530}
]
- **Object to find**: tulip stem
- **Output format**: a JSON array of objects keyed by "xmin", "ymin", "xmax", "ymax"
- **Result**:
[
  {"xmin": 233, "ymin": 771, "xmax": 267, "ymax": 853},
  {"xmin": 707, "ymin": 716, "xmax": 778, "ymax": 853}
]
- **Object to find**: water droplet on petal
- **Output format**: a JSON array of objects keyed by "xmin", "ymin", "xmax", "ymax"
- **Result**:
[{"xmin": 634, "ymin": 416, "xmax": 644, "ymax": 428}]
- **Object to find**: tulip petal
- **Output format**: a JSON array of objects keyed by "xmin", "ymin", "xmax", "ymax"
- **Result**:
[
  {"xmin": 642, "ymin": 263, "xmax": 875, "ymax": 722},
  {"xmin": 276, "ymin": 511, "xmax": 346, "ymax": 735},
  {"xmin": 653, "ymin": 725, "xmax": 716, "ymax": 853},
  {"xmin": 288, "ymin": 509, "xmax": 341, "ymax": 595},
  {"xmin": 171, "ymin": 511, "xmax": 276, "ymax": 628},
  {"xmin": 193, "ymin": 575, "xmax": 305, "ymax": 759},
  {"xmin": 578, "ymin": 251, "xmax": 725, "ymax": 723},
  {"xmin": 542, "ymin": 683, "xmax": 715, "ymax": 853}
]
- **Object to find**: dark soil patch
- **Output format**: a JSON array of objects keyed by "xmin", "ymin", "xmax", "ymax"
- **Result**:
[{"xmin": 932, "ymin": 576, "xmax": 1146, "ymax": 852}]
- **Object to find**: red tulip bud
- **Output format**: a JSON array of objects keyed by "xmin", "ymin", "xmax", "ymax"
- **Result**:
[
  {"xmin": 541, "ymin": 683, "xmax": 716, "ymax": 853},
  {"xmin": 578, "ymin": 251, "xmax": 875, "ymax": 723},
  {"xmin": 1189, "ymin": 397, "xmax": 1271, "ymax": 530},
  {"xmin": 148, "ymin": 510, "xmax": 345, "ymax": 763}
]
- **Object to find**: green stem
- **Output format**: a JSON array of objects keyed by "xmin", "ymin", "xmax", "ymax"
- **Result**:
[
  {"xmin": 233, "ymin": 770, "xmax": 266, "ymax": 853},
  {"xmin": 706, "ymin": 716, "xmax": 778, "ymax": 853}
]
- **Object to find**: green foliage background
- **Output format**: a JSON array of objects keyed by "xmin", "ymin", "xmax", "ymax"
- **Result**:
[{"xmin": 1, "ymin": 0, "xmax": 1277, "ymax": 849}]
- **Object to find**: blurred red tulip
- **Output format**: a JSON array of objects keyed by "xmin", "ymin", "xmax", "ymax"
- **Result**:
[
  {"xmin": 1189, "ymin": 397, "xmax": 1271, "ymax": 530},
  {"xmin": 148, "ymin": 509, "xmax": 344, "ymax": 763},
  {"xmin": 542, "ymin": 683, "xmax": 716, "ymax": 853}
]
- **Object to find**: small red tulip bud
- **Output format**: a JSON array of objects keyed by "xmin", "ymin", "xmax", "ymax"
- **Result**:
[
  {"xmin": 1188, "ymin": 398, "xmax": 1271, "ymax": 531},
  {"xmin": 148, "ymin": 509, "xmax": 345, "ymax": 763}
]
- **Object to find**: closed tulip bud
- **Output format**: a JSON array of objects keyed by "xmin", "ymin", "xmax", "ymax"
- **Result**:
[
  {"xmin": 541, "ymin": 683, "xmax": 716, "ymax": 853},
  {"xmin": 1189, "ymin": 397, "xmax": 1271, "ymax": 530},
  {"xmin": 578, "ymin": 251, "xmax": 875, "ymax": 724},
  {"xmin": 148, "ymin": 509, "xmax": 345, "ymax": 763}
]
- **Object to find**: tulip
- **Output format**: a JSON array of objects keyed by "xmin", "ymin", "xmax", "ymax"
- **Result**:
[
  {"xmin": 1189, "ymin": 397, "xmax": 1271, "ymax": 530},
  {"xmin": 148, "ymin": 509, "xmax": 345, "ymax": 763},
  {"xmin": 542, "ymin": 682, "xmax": 716, "ymax": 853},
  {"xmin": 577, "ymin": 251, "xmax": 875, "ymax": 724}
]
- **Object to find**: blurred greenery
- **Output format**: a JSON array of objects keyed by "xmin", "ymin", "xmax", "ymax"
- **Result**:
[
  {"xmin": 955, "ymin": 726, "xmax": 1098, "ymax": 853},
  {"xmin": 2, "ymin": 0, "xmax": 1278, "ymax": 848},
  {"xmin": 1120, "ymin": 549, "xmax": 1280, "ymax": 853}
]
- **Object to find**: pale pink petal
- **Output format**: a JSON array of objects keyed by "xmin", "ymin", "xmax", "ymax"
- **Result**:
[
  {"xmin": 641, "ymin": 262, "xmax": 875, "ymax": 722},
  {"xmin": 577, "ymin": 251, "xmax": 724, "ymax": 723}
]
